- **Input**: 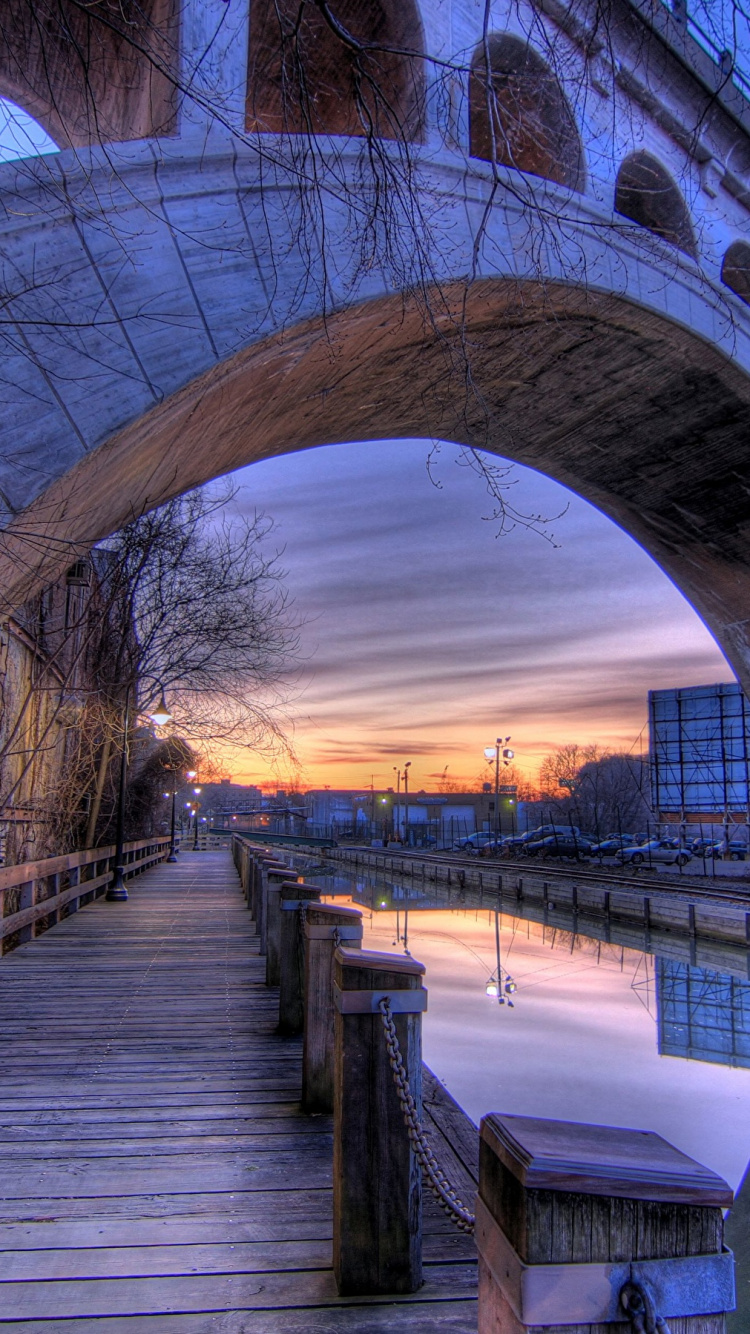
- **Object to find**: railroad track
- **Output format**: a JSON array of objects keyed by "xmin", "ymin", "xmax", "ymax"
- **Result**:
[{"xmin": 341, "ymin": 846, "xmax": 750, "ymax": 910}]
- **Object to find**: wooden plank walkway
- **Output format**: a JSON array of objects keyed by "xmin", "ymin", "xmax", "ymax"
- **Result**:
[{"xmin": 0, "ymin": 850, "xmax": 478, "ymax": 1332}]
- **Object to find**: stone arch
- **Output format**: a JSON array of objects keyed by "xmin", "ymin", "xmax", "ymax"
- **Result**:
[
  {"xmin": 615, "ymin": 151, "xmax": 697, "ymax": 257},
  {"xmin": 246, "ymin": 0, "xmax": 425, "ymax": 139},
  {"xmin": 722, "ymin": 241, "xmax": 750, "ymax": 305},
  {"xmin": 3, "ymin": 282, "xmax": 750, "ymax": 695},
  {"xmin": 0, "ymin": 0, "xmax": 177, "ymax": 149},
  {"xmin": 468, "ymin": 34, "xmax": 585, "ymax": 190},
  {"xmin": 0, "ymin": 96, "xmax": 59, "ymax": 160}
]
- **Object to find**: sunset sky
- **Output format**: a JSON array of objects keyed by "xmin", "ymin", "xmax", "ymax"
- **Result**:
[{"xmin": 224, "ymin": 438, "xmax": 731, "ymax": 792}]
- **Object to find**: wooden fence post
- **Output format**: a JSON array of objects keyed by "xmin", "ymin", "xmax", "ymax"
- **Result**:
[
  {"xmin": 302, "ymin": 903, "xmax": 363, "ymax": 1114},
  {"xmin": 258, "ymin": 863, "xmax": 287, "ymax": 955},
  {"xmin": 66, "ymin": 866, "xmax": 81, "ymax": 915},
  {"xmin": 333, "ymin": 946, "xmax": 426, "ymax": 1296},
  {"xmin": 475, "ymin": 1111, "xmax": 735, "ymax": 1333},
  {"xmin": 265, "ymin": 872, "xmax": 294, "ymax": 986},
  {"xmin": 255, "ymin": 858, "xmax": 286, "ymax": 942},
  {"xmin": 278, "ymin": 883, "xmax": 321, "ymax": 1035},
  {"xmin": 18, "ymin": 880, "xmax": 35, "ymax": 944}
]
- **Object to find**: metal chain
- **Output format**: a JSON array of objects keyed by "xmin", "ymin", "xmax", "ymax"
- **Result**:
[
  {"xmin": 377, "ymin": 997, "xmax": 476, "ymax": 1233},
  {"xmin": 620, "ymin": 1280, "xmax": 670, "ymax": 1333}
]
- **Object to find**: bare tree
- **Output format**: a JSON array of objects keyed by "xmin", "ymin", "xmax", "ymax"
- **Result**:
[
  {"xmin": 0, "ymin": 484, "xmax": 299, "ymax": 857},
  {"xmin": 536, "ymin": 742, "xmax": 652, "ymax": 834}
]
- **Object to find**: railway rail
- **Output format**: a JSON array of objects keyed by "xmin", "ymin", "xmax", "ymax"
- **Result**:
[{"xmin": 344, "ymin": 846, "xmax": 750, "ymax": 909}]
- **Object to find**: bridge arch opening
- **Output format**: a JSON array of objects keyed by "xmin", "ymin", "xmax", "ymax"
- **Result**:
[
  {"xmin": 614, "ymin": 152, "xmax": 697, "ymax": 258},
  {"xmin": 245, "ymin": 0, "xmax": 425, "ymax": 139},
  {"xmin": 0, "ymin": 97, "xmax": 58, "ymax": 162},
  {"xmin": 468, "ymin": 34, "xmax": 585, "ymax": 190},
  {"xmin": 3, "ymin": 280, "xmax": 750, "ymax": 696},
  {"xmin": 722, "ymin": 242, "xmax": 750, "ymax": 305},
  {"xmin": 0, "ymin": 0, "xmax": 177, "ymax": 148}
]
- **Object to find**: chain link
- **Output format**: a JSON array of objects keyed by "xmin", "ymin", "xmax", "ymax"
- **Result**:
[
  {"xmin": 378, "ymin": 996, "xmax": 475, "ymax": 1233},
  {"xmin": 620, "ymin": 1280, "xmax": 670, "ymax": 1333}
]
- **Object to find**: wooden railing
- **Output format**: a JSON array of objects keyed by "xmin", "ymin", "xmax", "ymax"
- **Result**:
[
  {"xmin": 0, "ymin": 838, "xmax": 171, "ymax": 945},
  {"xmin": 233, "ymin": 835, "xmax": 737, "ymax": 1327}
]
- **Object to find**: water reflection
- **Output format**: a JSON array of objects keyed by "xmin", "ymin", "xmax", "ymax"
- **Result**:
[
  {"xmin": 657, "ymin": 961, "xmax": 750, "ymax": 1070},
  {"xmin": 303, "ymin": 863, "xmax": 750, "ymax": 1191}
]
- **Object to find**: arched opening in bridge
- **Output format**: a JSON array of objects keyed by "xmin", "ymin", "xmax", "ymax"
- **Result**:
[
  {"xmin": 722, "ymin": 242, "xmax": 750, "ymax": 305},
  {"xmin": 0, "ymin": 97, "xmax": 58, "ymax": 162},
  {"xmin": 0, "ymin": 0, "xmax": 176, "ymax": 148},
  {"xmin": 614, "ymin": 152, "xmax": 697, "ymax": 257},
  {"xmin": 246, "ymin": 0, "xmax": 425, "ymax": 138},
  {"xmin": 468, "ymin": 34, "xmax": 585, "ymax": 190},
  {"xmin": 2, "ymin": 281, "xmax": 750, "ymax": 701}
]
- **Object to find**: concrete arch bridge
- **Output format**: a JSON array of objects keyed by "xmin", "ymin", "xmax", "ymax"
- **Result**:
[{"xmin": 1, "ymin": 0, "xmax": 750, "ymax": 684}]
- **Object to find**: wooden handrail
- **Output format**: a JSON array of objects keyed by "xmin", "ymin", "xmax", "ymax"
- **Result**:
[{"xmin": 0, "ymin": 837, "xmax": 171, "ymax": 944}]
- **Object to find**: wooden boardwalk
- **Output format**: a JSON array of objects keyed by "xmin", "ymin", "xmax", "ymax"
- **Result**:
[{"xmin": 0, "ymin": 850, "xmax": 478, "ymax": 1332}]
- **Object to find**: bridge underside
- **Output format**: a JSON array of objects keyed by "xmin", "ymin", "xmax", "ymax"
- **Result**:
[{"xmin": 3, "ymin": 279, "xmax": 750, "ymax": 683}]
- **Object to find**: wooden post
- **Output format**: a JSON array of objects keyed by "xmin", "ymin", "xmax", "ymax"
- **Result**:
[
  {"xmin": 476, "ymin": 1111, "xmax": 735, "ymax": 1334},
  {"xmin": 67, "ymin": 866, "xmax": 81, "ymax": 914},
  {"xmin": 333, "ymin": 946, "xmax": 426, "ymax": 1296},
  {"xmin": 18, "ymin": 880, "xmax": 35, "ymax": 944},
  {"xmin": 302, "ymin": 903, "xmax": 363, "ymax": 1113},
  {"xmin": 265, "ymin": 880, "xmax": 284, "ymax": 987},
  {"xmin": 256, "ymin": 859, "xmax": 286, "ymax": 943},
  {"xmin": 278, "ymin": 882, "xmax": 321, "ymax": 1035},
  {"xmin": 259, "ymin": 864, "xmax": 287, "ymax": 955}
]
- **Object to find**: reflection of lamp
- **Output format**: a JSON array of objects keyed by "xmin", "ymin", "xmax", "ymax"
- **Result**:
[{"xmin": 485, "ymin": 906, "xmax": 517, "ymax": 1007}]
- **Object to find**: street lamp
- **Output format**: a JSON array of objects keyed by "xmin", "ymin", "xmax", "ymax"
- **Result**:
[
  {"xmin": 164, "ymin": 765, "xmax": 181, "ymax": 863},
  {"xmin": 484, "ymin": 736, "xmax": 514, "ymax": 842},
  {"xmin": 107, "ymin": 687, "xmax": 173, "ymax": 902},
  {"xmin": 403, "ymin": 761, "xmax": 411, "ymax": 846},
  {"xmin": 393, "ymin": 767, "xmax": 401, "ymax": 841}
]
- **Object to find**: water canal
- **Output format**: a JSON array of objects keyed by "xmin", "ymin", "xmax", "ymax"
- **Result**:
[{"xmin": 300, "ymin": 862, "xmax": 750, "ymax": 1197}]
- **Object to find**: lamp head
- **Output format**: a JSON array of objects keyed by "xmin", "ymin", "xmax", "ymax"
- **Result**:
[{"xmin": 148, "ymin": 689, "xmax": 172, "ymax": 727}]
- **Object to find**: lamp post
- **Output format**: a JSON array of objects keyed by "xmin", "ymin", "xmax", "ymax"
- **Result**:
[
  {"xmin": 166, "ymin": 769, "xmax": 179, "ymax": 862},
  {"xmin": 192, "ymin": 787, "xmax": 202, "ymax": 850},
  {"xmin": 393, "ymin": 767, "xmax": 401, "ymax": 841},
  {"xmin": 403, "ymin": 761, "xmax": 411, "ymax": 846},
  {"xmin": 107, "ymin": 687, "xmax": 172, "ymax": 902},
  {"xmin": 484, "ymin": 736, "xmax": 514, "ymax": 842}
]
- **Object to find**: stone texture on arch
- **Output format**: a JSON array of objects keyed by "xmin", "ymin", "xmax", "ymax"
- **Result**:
[
  {"xmin": 615, "ymin": 151, "xmax": 697, "ymax": 257},
  {"xmin": 469, "ymin": 33, "xmax": 585, "ymax": 190},
  {"xmin": 2, "ymin": 281, "xmax": 750, "ymax": 694},
  {"xmin": 0, "ymin": 0, "xmax": 177, "ymax": 148},
  {"xmin": 246, "ymin": 0, "xmax": 425, "ymax": 138},
  {"xmin": 722, "ymin": 241, "xmax": 750, "ymax": 305}
]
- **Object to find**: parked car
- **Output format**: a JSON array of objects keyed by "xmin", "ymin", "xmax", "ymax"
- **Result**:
[
  {"xmin": 691, "ymin": 838, "xmax": 724, "ymax": 859},
  {"xmin": 452, "ymin": 832, "xmax": 491, "ymax": 854},
  {"xmin": 523, "ymin": 834, "xmax": 594, "ymax": 862},
  {"xmin": 728, "ymin": 840, "xmax": 748, "ymax": 861},
  {"xmin": 589, "ymin": 835, "xmax": 637, "ymax": 856},
  {"xmin": 504, "ymin": 825, "xmax": 580, "ymax": 855},
  {"xmin": 616, "ymin": 840, "xmax": 692, "ymax": 867}
]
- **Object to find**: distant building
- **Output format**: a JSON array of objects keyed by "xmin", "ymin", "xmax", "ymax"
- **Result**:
[
  {"xmin": 304, "ymin": 787, "xmax": 517, "ymax": 844},
  {"xmin": 649, "ymin": 682, "xmax": 750, "ymax": 836}
]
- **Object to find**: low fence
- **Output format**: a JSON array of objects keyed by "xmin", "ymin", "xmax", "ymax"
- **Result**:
[
  {"xmin": 233, "ymin": 835, "xmax": 737, "ymax": 1328},
  {"xmin": 0, "ymin": 837, "xmax": 170, "ymax": 947}
]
